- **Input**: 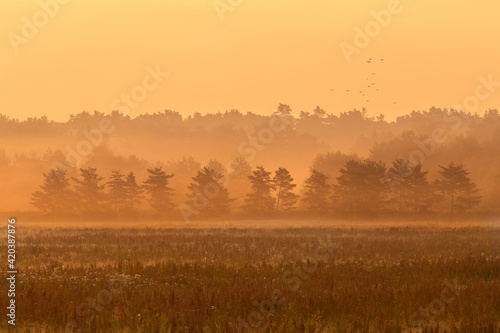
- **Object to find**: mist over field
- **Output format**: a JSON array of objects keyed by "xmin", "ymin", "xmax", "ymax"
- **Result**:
[
  {"xmin": 0, "ymin": 107, "xmax": 498, "ymax": 332},
  {"xmin": 1, "ymin": 107, "xmax": 500, "ymax": 220},
  {"xmin": 2, "ymin": 0, "xmax": 500, "ymax": 332},
  {"xmin": 1, "ymin": 60, "xmax": 500, "ymax": 333}
]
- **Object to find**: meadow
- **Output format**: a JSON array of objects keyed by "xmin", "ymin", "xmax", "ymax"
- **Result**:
[{"xmin": 1, "ymin": 220, "xmax": 499, "ymax": 332}]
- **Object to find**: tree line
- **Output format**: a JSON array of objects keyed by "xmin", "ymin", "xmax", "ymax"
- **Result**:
[
  {"xmin": 31, "ymin": 158, "xmax": 480, "ymax": 220},
  {"xmin": 3, "ymin": 106, "xmax": 499, "ymax": 214}
]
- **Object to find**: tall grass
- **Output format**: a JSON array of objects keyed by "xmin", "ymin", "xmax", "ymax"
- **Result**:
[{"xmin": 1, "ymin": 225, "xmax": 499, "ymax": 332}]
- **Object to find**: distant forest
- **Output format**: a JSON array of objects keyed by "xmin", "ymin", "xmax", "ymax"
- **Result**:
[{"xmin": 1, "ymin": 104, "xmax": 499, "ymax": 218}]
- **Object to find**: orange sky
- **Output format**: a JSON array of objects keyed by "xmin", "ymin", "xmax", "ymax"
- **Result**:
[{"xmin": 1, "ymin": 0, "xmax": 499, "ymax": 121}]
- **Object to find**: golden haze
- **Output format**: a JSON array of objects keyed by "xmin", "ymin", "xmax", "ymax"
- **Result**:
[{"xmin": 1, "ymin": 0, "xmax": 500, "ymax": 121}]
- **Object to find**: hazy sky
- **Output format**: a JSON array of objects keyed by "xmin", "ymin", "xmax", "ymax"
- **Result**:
[{"xmin": 1, "ymin": 0, "xmax": 499, "ymax": 121}]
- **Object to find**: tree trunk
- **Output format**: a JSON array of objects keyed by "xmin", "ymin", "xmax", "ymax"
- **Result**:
[
  {"xmin": 450, "ymin": 192, "xmax": 454, "ymax": 221},
  {"xmin": 275, "ymin": 186, "xmax": 281, "ymax": 212},
  {"xmin": 399, "ymin": 190, "xmax": 402, "ymax": 216}
]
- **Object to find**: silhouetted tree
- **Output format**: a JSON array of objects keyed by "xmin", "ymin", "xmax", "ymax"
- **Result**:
[
  {"xmin": 333, "ymin": 160, "xmax": 387, "ymax": 218},
  {"xmin": 243, "ymin": 166, "xmax": 275, "ymax": 215},
  {"xmin": 387, "ymin": 159, "xmax": 433, "ymax": 216},
  {"xmin": 357, "ymin": 160, "xmax": 387, "ymax": 215},
  {"xmin": 206, "ymin": 159, "xmax": 227, "ymax": 177},
  {"xmin": 406, "ymin": 163, "xmax": 434, "ymax": 215},
  {"xmin": 165, "ymin": 156, "xmax": 201, "ymax": 203},
  {"xmin": 143, "ymin": 167, "xmax": 175, "ymax": 218},
  {"xmin": 434, "ymin": 163, "xmax": 481, "ymax": 219},
  {"xmin": 186, "ymin": 167, "xmax": 233, "ymax": 218},
  {"xmin": 31, "ymin": 168, "xmax": 73, "ymax": 216},
  {"xmin": 230, "ymin": 156, "xmax": 252, "ymax": 176},
  {"xmin": 385, "ymin": 157, "xmax": 413, "ymax": 194},
  {"xmin": 311, "ymin": 151, "xmax": 360, "ymax": 182},
  {"xmin": 302, "ymin": 170, "xmax": 330, "ymax": 215},
  {"xmin": 273, "ymin": 167, "xmax": 298, "ymax": 212},
  {"xmin": 107, "ymin": 170, "xmax": 128, "ymax": 213},
  {"xmin": 299, "ymin": 111, "xmax": 311, "ymax": 119},
  {"xmin": 106, "ymin": 170, "xmax": 144, "ymax": 215},
  {"xmin": 124, "ymin": 172, "xmax": 144, "ymax": 211},
  {"xmin": 275, "ymin": 103, "xmax": 292, "ymax": 116},
  {"xmin": 313, "ymin": 106, "xmax": 326, "ymax": 118},
  {"xmin": 228, "ymin": 156, "xmax": 252, "ymax": 208},
  {"xmin": 72, "ymin": 167, "xmax": 105, "ymax": 217}
]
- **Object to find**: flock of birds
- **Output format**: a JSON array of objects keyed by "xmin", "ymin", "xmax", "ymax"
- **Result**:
[{"xmin": 330, "ymin": 58, "xmax": 398, "ymax": 105}]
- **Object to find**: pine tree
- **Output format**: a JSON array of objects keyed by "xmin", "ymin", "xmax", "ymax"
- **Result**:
[
  {"xmin": 243, "ymin": 166, "xmax": 275, "ymax": 215},
  {"xmin": 387, "ymin": 159, "xmax": 433, "ymax": 216},
  {"xmin": 313, "ymin": 106, "xmax": 326, "ymax": 118},
  {"xmin": 31, "ymin": 168, "xmax": 73, "ymax": 216},
  {"xmin": 72, "ymin": 167, "xmax": 105, "ymax": 217},
  {"xmin": 302, "ymin": 169, "xmax": 330, "ymax": 215},
  {"xmin": 124, "ymin": 172, "xmax": 144, "ymax": 212},
  {"xmin": 333, "ymin": 160, "xmax": 387, "ymax": 218},
  {"xmin": 275, "ymin": 103, "xmax": 292, "ymax": 116},
  {"xmin": 107, "ymin": 170, "xmax": 128, "ymax": 213},
  {"xmin": 206, "ymin": 159, "xmax": 227, "ymax": 178},
  {"xmin": 362, "ymin": 160, "xmax": 388, "ymax": 215},
  {"xmin": 386, "ymin": 158, "xmax": 413, "ymax": 214},
  {"xmin": 230, "ymin": 156, "xmax": 251, "ymax": 177},
  {"xmin": 186, "ymin": 167, "xmax": 233, "ymax": 218},
  {"xmin": 272, "ymin": 167, "xmax": 298, "ymax": 212},
  {"xmin": 228, "ymin": 157, "xmax": 252, "ymax": 207},
  {"xmin": 143, "ymin": 167, "xmax": 175, "ymax": 218},
  {"xmin": 434, "ymin": 163, "xmax": 481, "ymax": 219},
  {"xmin": 406, "ymin": 163, "xmax": 434, "ymax": 215}
]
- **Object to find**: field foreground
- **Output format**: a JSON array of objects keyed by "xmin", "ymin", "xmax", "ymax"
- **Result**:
[{"xmin": 1, "ymin": 221, "xmax": 499, "ymax": 332}]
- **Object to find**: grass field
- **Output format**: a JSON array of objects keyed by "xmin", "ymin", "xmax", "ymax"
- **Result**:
[{"xmin": 1, "ymin": 220, "xmax": 499, "ymax": 332}]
